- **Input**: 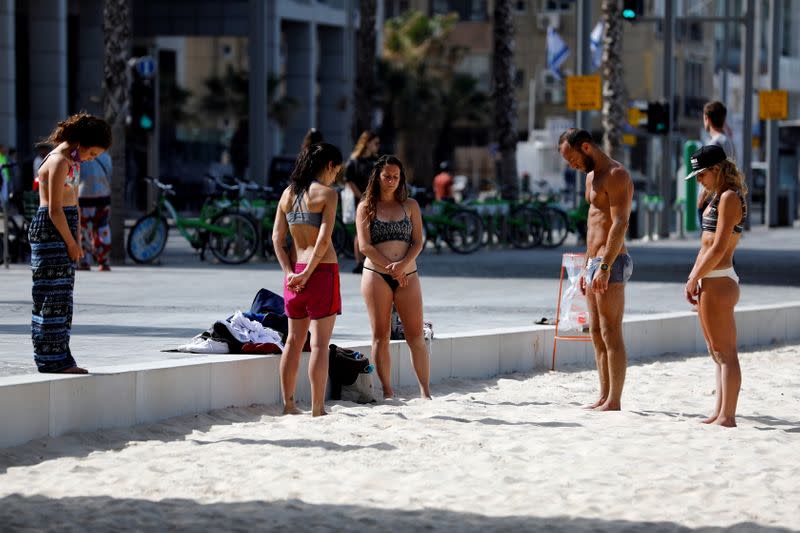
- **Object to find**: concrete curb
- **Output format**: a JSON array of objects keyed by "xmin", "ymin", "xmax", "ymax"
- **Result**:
[{"xmin": 1, "ymin": 303, "xmax": 798, "ymax": 448}]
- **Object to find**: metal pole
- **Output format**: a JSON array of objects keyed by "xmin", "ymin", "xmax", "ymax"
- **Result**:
[
  {"xmin": 575, "ymin": 0, "xmax": 591, "ymax": 131},
  {"xmin": 249, "ymin": 0, "xmax": 268, "ymax": 183},
  {"xmin": 766, "ymin": 0, "xmax": 782, "ymax": 227},
  {"xmin": 147, "ymin": 48, "xmax": 160, "ymax": 209},
  {"xmin": 1, "ymin": 192, "xmax": 8, "ymax": 268},
  {"xmin": 742, "ymin": 0, "xmax": 755, "ymax": 230},
  {"xmin": 527, "ymin": 77, "xmax": 535, "ymax": 135},
  {"xmin": 659, "ymin": 0, "xmax": 674, "ymax": 238},
  {"xmin": 721, "ymin": 1, "xmax": 729, "ymax": 101},
  {"xmin": 575, "ymin": 0, "xmax": 591, "ymax": 208}
]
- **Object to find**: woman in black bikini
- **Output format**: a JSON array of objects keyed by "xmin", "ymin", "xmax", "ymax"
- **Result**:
[{"xmin": 356, "ymin": 155, "xmax": 431, "ymax": 399}]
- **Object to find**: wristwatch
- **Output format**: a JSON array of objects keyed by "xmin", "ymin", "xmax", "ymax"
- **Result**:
[{"xmin": 600, "ymin": 262, "xmax": 610, "ymax": 272}]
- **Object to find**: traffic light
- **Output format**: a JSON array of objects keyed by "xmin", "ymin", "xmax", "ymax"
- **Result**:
[
  {"xmin": 622, "ymin": 0, "xmax": 643, "ymax": 20},
  {"xmin": 646, "ymin": 101, "xmax": 670, "ymax": 134},
  {"xmin": 130, "ymin": 72, "xmax": 156, "ymax": 133}
]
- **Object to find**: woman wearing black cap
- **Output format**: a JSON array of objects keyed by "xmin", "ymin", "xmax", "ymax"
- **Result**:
[{"xmin": 684, "ymin": 144, "xmax": 747, "ymax": 428}]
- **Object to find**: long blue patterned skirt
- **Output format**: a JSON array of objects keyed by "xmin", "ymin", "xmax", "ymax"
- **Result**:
[{"xmin": 30, "ymin": 206, "xmax": 79, "ymax": 372}]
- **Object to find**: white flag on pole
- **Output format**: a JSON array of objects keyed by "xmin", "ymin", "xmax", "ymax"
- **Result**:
[
  {"xmin": 546, "ymin": 26, "xmax": 570, "ymax": 79},
  {"xmin": 590, "ymin": 21, "xmax": 604, "ymax": 71}
]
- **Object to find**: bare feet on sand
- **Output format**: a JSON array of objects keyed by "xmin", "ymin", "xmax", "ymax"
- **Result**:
[
  {"xmin": 311, "ymin": 406, "xmax": 328, "ymax": 417},
  {"xmin": 593, "ymin": 401, "xmax": 621, "ymax": 411},
  {"xmin": 701, "ymin": 413, "xmax": 720, "ymax": 424},
  {"xmin": 283, "ymin": 402, "xmax": 302, "ymax": 415},
  {"xmin": 714, "ymin": 416, "xmax": 737, "ymax": 427},
  {"xmin": 584, "ymin": 397, "xmax": 607, "ymax": 409}
]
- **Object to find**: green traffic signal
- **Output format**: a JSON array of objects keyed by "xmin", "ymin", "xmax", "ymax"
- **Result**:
[
  {"xmin": 139, "ymin": 115, "xmax": 154, "ymax": 131},
  {"xmin": 622, "ymin": 9, "xmax": 636, "ymax": 19}
]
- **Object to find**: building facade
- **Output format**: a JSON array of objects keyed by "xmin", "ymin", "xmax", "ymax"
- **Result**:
[{"xmin": 0, "ymin": 0, "xmax": 355, "ymax": 189}]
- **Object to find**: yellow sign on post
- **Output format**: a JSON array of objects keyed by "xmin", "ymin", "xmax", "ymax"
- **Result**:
[
  {"xmin": 628, "ymin": 107, "xmax": 645, "ymax": 127},
  {"xmin": 759, "ymin": 90, "xmax": 788, "ymax": 120},
  {"xmin": 566, "ymin": 75, "xmax": 602, "ymax": 111}
]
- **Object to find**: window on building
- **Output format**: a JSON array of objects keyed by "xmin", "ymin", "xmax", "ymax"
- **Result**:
[
  {"xmin": 683, "ymin": 60, "xmax": 705, "ymax": 116},
  {"xmin": 539, "ymin": 0, "xmax": 573, "ymax": 13},
  {"xmin": 676, "ymin": 21, "xmax": 703, "ymax": 43},
  {"xmin": 431, "ymin": 0, "xmax": 487, "ymax": 21},
  {"xmin": 385, "ymin": 0, "xmax": 410, "ymax": 19},
  {"xmin": 514, "ymin": 68, "xmax": 525, "ymax": 89}
]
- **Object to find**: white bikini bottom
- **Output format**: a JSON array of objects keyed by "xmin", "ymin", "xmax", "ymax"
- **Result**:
[{"xmin": 699, "ymin": 267, "xmax": 739, "ymax": 287}]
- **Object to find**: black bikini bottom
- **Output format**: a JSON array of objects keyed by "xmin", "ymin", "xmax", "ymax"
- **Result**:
[{"xmin": 363, "ymin": 266, "xmax": 418, "ymax": 291}]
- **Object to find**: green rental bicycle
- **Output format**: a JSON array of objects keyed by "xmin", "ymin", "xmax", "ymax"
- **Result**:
[{"xmin": 127, "ymin": 176, "xmax": 259, "ymax": 264}]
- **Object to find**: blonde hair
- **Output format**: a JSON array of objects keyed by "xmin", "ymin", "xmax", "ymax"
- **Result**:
[
  {"xmin": 350, "ymin": 130, "xmax": 378, "ymax": 159},
  {"xmin": 709, "ymin": 159, "xmax": 748, "ymax": 197}
]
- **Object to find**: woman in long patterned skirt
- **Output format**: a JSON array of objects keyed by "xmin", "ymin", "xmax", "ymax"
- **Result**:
[{"xmin": 31, "ymin": 113, "xmax": 111, "ymax": 373}]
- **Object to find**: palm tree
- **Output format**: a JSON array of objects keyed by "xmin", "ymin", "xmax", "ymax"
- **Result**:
[
  {"xmin": 199, "ymin": 68, "xmax": 297, "ymax": 152},
  {"xmin": 492, "ymin": 0, "xmax": 518, "ymax": 200},
  {"xmin": 380, "ymin": 11, "xmax": 466, "ymax": 184},
  {"xmin": 103, "ymin": 0, "xmax": 131, "ymax": 263},
  {"xmin": 354, "ymin": 0, "xmax": 377, "ymax": 140},
  {"xmin": 600, "ymin": 0, "xmax": 626, "ymax": 161}
]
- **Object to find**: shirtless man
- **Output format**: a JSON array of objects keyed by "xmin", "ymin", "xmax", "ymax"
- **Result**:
[{"xmin": 558, "ymin": 129, "xmax": 634, "ymax": 411}]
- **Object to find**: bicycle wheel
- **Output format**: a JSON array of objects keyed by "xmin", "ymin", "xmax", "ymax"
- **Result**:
[
  {"xmin": 332, "ymin": 217, "xmax": 355, "ymax": 259},
  {"xmin": 127, "ymin": 214, "xmax": 168, "ymax": 263},
  {"xmin": 509, "ymin": 205, "xmax": 545, "ymax": 249},
  {"xmin": 207, "ymin": 212, "xmax": 258, "ymax": 264},
  {"xmin": 540, "ymin": 207, "xmax": 569, "ymax": 248},
  {"xmin": 444, "ymin": 209, "xmax": 484, "ymax": 254}
]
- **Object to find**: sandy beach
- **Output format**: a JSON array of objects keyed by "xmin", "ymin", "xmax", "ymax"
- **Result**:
[{"xmin": 1, "ymin": 344, "xmax": 798, "ymax": 532}]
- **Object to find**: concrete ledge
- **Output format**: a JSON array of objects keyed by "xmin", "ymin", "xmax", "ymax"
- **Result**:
[{"xmin": 1, "ymin": 302, "xmax": 798, "ymax": 449}]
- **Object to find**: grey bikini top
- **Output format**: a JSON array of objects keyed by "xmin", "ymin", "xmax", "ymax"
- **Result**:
[{"xmin": 286, "ymin": 193, "xmax": 322, "ymax": 227}]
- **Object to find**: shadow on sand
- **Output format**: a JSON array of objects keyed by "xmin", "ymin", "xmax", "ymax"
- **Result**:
[{"xmin": 0, "ymin": 493, "xmax": 793, "ymax": 532}]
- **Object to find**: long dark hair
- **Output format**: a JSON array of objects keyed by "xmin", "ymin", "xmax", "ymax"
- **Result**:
[
  {"xmin": 300, "ymin": 128, "xmax": 324, "ymax": 151},
  {"xmin": 362, "ymin": 155, "xmax": 408, "ymax": 221},
  {"xmin": 43, "ymin": 112, "xmax": 112, "ymax": 149},
  {"xmin": 290, "ymin": 142, "xmax": 343, "ymax": 197}
]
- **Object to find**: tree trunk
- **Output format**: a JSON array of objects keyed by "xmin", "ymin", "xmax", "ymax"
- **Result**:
[
  {"xmin": 395, "ymin": 125, "xmax": 437, "ymax": 187},
  {"xmin": 103, "ymin": 0, "xmax": 131, "ymax": 263},
  {"xmin": 601, "ymin": 0, "xmax": 626, "ymax": 162},
  {"xmin": 492, "ymin": 0, "xmax": 518, "ymax": 201},
  {"xmin": 353, "ymin": 0, "xmax": 377, "ymax": 141}
]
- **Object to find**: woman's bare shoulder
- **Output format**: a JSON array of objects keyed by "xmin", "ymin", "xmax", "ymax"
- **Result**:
[
  {"xmin": 403, "ymin": 197, "xmax": 420, "ymax": 212},
  {"xmin": 310, "ymin": 182, "xmax": 337, "ymax": 201},
  {"xmin": 40, "ymin": 153, "xmax": 70, "ymax": 177}
]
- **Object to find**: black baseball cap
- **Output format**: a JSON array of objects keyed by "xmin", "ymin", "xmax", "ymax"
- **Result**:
[{"xmin": 684, "ymin": 144, "xmax": 727, "ymax": 180}]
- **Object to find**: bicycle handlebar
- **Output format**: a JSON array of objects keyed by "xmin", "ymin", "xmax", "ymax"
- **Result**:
[{"xmin": 143, "ymin": 176, "xmax": 176, "ymax": 195}]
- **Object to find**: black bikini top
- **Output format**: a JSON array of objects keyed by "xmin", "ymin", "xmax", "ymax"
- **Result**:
[
  {"xmin": 702, "ymin": 191, "xmax": 746, "ymax": 234},
  {"xmin": 370, "ymin": 204, "xmax": 412, "ymax": 245}
]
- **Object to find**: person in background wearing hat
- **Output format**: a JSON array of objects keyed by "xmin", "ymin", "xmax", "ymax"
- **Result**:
[
  {"xmin": 558, "ymin": 128, "xmax": 634, "ymax": 412},
  {"xmin": 684, "ymin": 144, "xmax": 748, "ymax": 428}
]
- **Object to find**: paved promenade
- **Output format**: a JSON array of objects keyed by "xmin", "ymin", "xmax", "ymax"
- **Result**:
[{"xmin": 2, "ymin": 225, "xmax": 799, "ymax": 377}]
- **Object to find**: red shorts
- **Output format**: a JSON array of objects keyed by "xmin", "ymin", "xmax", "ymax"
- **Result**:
[{"xmin": 283, "ymin": 263, "xmax": 341, "ymax": 320}]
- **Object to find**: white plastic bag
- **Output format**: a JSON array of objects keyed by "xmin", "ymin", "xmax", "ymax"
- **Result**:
[
  {"xmin": 341, "ymin": 185, "xmax": 356, "ymax": 223},
  {"xmin": 557, "ymin": 254, "xmax": 589, "ymax": 332}
]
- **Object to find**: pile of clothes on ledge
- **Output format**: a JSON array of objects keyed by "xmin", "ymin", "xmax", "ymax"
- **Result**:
[{"xmin": 170, "ymin": 288, "xmax": 309, "ymax": 355}]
